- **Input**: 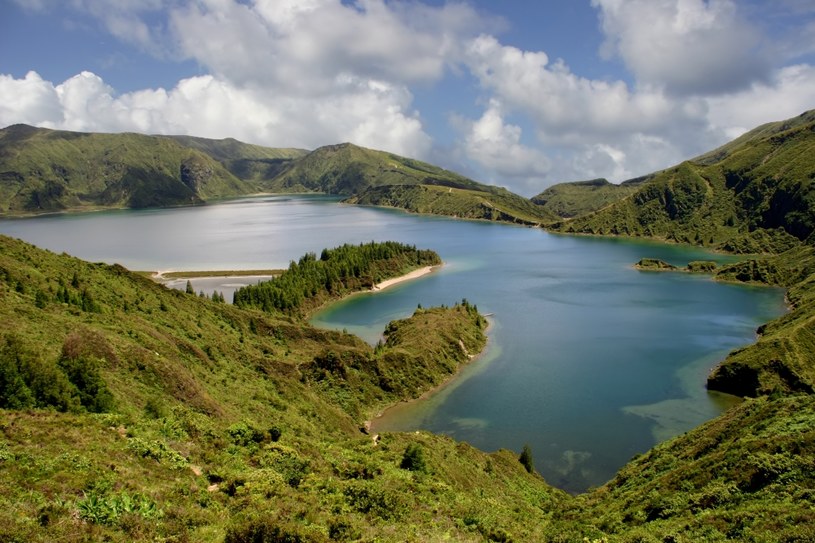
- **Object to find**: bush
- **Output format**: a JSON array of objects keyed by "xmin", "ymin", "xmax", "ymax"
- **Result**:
[
  {"xmin": 519, "ymin": 444, "xmax": 534, "ymax": 474},
  {"xmin": 400, "ymin": 443, "xmax": 428, "ymax": 473}
]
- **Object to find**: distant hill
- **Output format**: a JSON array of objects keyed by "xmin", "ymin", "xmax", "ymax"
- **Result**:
[
  {"xmin": 164, "ymin": 134, "xmax": 308, "ymax": 184},
  {"xmin": 0, "ymin": 127, "xmax": 552, "ymax": 225},
  {"xmin": 531, "ymin": 177, "xmax": 647, "ymax": 218},
  {"xmin": 552, "ymin": 109, "xmax": 815, "ymax": 254},
  {"xmin": 0, "ymin": 124, "xmax": 256, "ymax": 213},
  {"xmin": 346, "ymin": 182, "xmax": 557, "ymax": 225}
]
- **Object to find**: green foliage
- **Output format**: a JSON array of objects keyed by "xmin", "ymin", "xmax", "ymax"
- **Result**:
[
  {"xmin": 399, "ymin": 442, "xmax": 428, "ymax": 473},
  {"xmin": 346, "ymin": 182, "xmax": 557, "ymax": 225},
  {"xmin": 519, "ymin": 444, "xmax": 534, "ymax": 474},
  {"xmin": 234, "ymin": 241, "xmax": 441, "ymax": 315},
  {"xmin": 554, "ymin": 109, "xmax": 815, "ymax": 253},
  {"xmin": 532, "ymin": 177, "xmax": 644, "ymax": 218},
  {"xmin": 0, "ymin": 125, "xmax": 256, "ymax": 213},
  {"xmin": 77, "ymin": 491, "xmax": 163, "ymax": 526}
]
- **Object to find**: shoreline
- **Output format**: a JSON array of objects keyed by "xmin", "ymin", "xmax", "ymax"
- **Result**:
[
  {"xmin": 371, "ymin": 265, "xmax": 438, "ymax": 291},
  {"xmin": 365, "ymin": 316, "xmax": 494, "ymax": 436}
]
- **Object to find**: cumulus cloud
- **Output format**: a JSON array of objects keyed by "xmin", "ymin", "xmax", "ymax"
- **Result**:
[
  {"xmin": 459, "ymin": 100, "xmax": 551, "ymax": 191},
  {"xmin": 592, "ymin": 0, "xmax": 771, "ymax": 95},
  {"xmin": 0, "ymin": 70, "xmax": 432, "ymax": 158},
  {"xmin": 170, "ymin": 0, "xmax": 486, "ymax": 94}
]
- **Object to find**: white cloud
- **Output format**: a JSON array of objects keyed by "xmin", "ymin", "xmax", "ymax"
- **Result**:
[
  {"xmin": 460, "ymin": 100, "xmax": 551, "ymax": 192},
  {"xmin": 168, "ymin": 0, "xmax": 485, "ymax": 93},
  {"xmin": 592, "ymin": 0, "xmax": 771, "ymax": 95},
  {"xmin": 0, "ymin": 70, "xmax": 432, "ymax": 159},
  {"xmin": 704, "ymin": 63, "xmax": 815, "ymax": 138},
  {"xmin": 0, "ymin": 71, "xmax": 63, "ymax": 126}
]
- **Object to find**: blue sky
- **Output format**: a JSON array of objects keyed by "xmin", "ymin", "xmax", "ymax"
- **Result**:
[{"xmin": 1, "ymin": 0, "xmax": 814, "ymax": 196}]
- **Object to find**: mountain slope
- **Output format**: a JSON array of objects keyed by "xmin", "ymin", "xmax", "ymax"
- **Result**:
[
  {"xmin": 164, "ymin": 135, "xmax": 308, "ymax": 184},
  {"xmin": 0, "ymin": 234, "xmax": 567, "ymax": 542},
  {"xmin": 346, "ymin": 183, "xmax": 557, "ymax": 225},
  {"xmin": 0, "ymin": 125, "xmax": 257, "ymax": 213},
  {"xmin": 531, "ymin": 177, "xmax": 648, "ymax": 218},
  {"xmin": 553, "ymin": 109, "xmax": 815, "ymax": 253},
  {"xmin": 265, "ymin": 142, "xmax": 485, "ymax": 194},
  {"xmin": 1, "ymin": 234, "xmax": 814, "ymax": 542}
]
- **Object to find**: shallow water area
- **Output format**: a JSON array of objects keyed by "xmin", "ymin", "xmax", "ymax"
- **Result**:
[{"xmin": 0, "ymin": 195, "xmax": 787, "ymax": 493}]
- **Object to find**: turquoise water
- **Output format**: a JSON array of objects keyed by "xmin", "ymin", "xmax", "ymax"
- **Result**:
[{"xmin": 0, "ymin": 196, "xmax": 787, "ymax": 492}]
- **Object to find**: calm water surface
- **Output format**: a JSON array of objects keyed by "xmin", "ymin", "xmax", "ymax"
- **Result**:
[{"xmin": 0, "ymin": 196, "xmax": 787, "ymax": 492}]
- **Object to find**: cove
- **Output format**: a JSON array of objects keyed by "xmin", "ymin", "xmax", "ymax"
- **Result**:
[{"xmin": 0, "ymin": 195, "xmax": 787, "ymax": 493}]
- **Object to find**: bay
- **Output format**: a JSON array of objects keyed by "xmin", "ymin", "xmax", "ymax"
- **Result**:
[{"xmin": 0, "ymin": 195, "xmax": 787, "ymax": 492}]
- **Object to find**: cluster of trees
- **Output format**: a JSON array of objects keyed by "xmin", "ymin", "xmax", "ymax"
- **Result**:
[
  {"xmin": 233, "ymin": 241, "xmax": 441, "ymax": 314},
  {"xmin": 0, "ymin": 333, "xmax": 113, "ymax": 413},
  {"xmin": 185, "ymin": 280, "xmax": 226, "ymax": 303}
]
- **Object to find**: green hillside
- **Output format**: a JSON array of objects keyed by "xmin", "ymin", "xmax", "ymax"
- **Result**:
[
  {"xmin": 0, "ymin": 234, "xmax": 568, "ymax": 542},
  {"xmin": 265, "ymin": 142, "xmax": 486, "ymax": 195},
  {"xmin": 0, "ymin": 126, "xmax": 558, "ymax": 225},
  {"xmin": 531, "ymin": 177, "xmax": 647, "ymax": 218},
  {"xmin": 2, "ymin": 233, "xmax": 814, "ymax": 542},
  {"xmin": 0, "ymin": 125, "xmax": 255, "ymax": 213},
  {"xmin": 164, "ymin": 135, "xmax": 308, "ymax": 184},
  {"xmin": 553, "ymin": 109, "xmax": 815, "ymax": 253},
  {"xmin": 345, "ymin": 183, "xmax": 557, "ymax": 226}
]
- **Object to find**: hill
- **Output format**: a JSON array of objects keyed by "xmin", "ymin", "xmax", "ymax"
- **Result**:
[
  {"xmin": 0, "ymin": 124, "xmax": 256, "ymax": 213},
  {"xmin": 345, "ymin": 183, "xmax": 557, "ymax": 225},
  {"xmin": 164, "ymin": 135, "xmax": 308, "ymax": 184},
  {"xmin": 531, "ymin": 177, "xmax": 647, "ymax": 218},
  {"xmin": 0, "ymin": 126, "xmax": 556, "ymax": 225},
  {"xmin": 551, "ymin": 109, "xmax": 815, "ymax": 254},
  {"xmin": 0, "ymin": 234, "xmax": 569, "ymax": 541},
  {"xmin": 1, "ymin": 233, "xmax": 814, "ymax": 541}
]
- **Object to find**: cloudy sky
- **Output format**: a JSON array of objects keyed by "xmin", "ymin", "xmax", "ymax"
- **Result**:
[{"xmin": 1, "ymin": 0, "xmax": 814, "ymax": 196}]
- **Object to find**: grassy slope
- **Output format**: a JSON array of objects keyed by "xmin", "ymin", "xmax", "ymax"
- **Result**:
[
  {"xmin": 531, "ymin": 177, "xmax": 647, "ymax": 219},
  {"xmin": 345, "ymin": 183, "xmax": 557, "ymax": 226},
  {"xmin": 0, "ymin": 235, "xmax": 567, "ymax": 542},
  {"xmin": 164, "ymin": 135, "xmax": 308, "ymax": 184},
  {"xmin": 3, "ymin": 234, "xmax": 814, "ymax": 542},
  {"xmin": 553, "ymin": 110, "xmax": 815, "ymax": 253},
  {"xmin": 265, "ymin": 143, "xmax": 485, "ymax": 195},
  {"xmin": 0, "ymin": 125, "xmax": 255, "ymax": 213}
]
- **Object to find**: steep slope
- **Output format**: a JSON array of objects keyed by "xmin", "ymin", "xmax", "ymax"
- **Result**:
[
  {"xmin": 554, "ymin": 109, "xmax": 815, "ymax": 253},
  {"xmin": 531, "ymin": 177, "xmax": 648, "ymax": 218},
  {"xmin": 346, "ymin": 183, "xmax": 557, "ymax": 225},
  {"xmin": 0, "ymin": 125, "xmax": 254, "ymax": 213},
  {"xmin": 164, "ymin": 135, "xmax": 308, "ymax": 184},
  {"xmin": 0, "ymin": 234, "xmax": 566, "ymax": 542},
  {"xmin": 266, "ymin": 142, "xmax": 485, "ymax": 194},
  {"xmin": 566, "ymin": 395, "xmax": 815, "ymax": 542},
  {"xmin": 268, "ymin": 142, "xmax": 557, "ymax": 225}
]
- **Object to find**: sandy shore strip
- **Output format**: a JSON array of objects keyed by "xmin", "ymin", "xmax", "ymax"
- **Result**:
[{"xmin": 372, "ymin": 265, "xmax": 439, "ymax": 291}]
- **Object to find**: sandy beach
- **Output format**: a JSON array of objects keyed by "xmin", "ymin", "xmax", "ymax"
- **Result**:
[{"xmin": 371, "ymin": 265, "xmax": 439, "ymax": 291}]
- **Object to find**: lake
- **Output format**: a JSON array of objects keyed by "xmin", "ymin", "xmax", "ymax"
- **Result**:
[{"xmin": 0, "ymin": 195, "xmax": 787, "ymax": 492}]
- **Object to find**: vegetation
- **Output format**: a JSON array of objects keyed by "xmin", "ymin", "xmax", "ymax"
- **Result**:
[
  {"xmin": 3, "ymin": 109, "xmax": 815, "ymax": 541},
  {"xmin": 552, "ymin": 110, "xmax": 815, "ymax": 253},
  {"xmin": 531, "ymin": 177, "xmax": 646, "ymax": 219},
  {"xmin": 233, "ymin": 241, "xmax": 441, "ymax": 316},
  {"xmin": 0, "ymin": 124, "xmax": 254, "ymax": 213},
  {"xmin": 345, "ymin": 183, "xmax": 557, "ymax": 226}
]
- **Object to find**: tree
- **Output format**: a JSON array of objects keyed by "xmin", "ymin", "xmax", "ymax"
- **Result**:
[
  {"xmin": 400, "ymin": 443, "xmax": 428, "ymax": 473},
  {"xmin": 519, "ymin": 444, "xmax": 534, "ymax": 474},
  {"xmin": 185, "ymin": 280, "xmax": 194, "ymax": 295}
]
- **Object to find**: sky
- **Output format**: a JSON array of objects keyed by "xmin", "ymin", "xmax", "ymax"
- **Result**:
[{"xmin": 1, "ymin": 1, "xmax": 814, "ymax": 196}]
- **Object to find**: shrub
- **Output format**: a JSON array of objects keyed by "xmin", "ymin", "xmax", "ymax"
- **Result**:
[
  {"xmin": 400, "ymin": 443, "xmax": 428, "ymax": 473},
  {"xmin": 519, "ymin": 444, "xmax": 534, "ymax": 474}
]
